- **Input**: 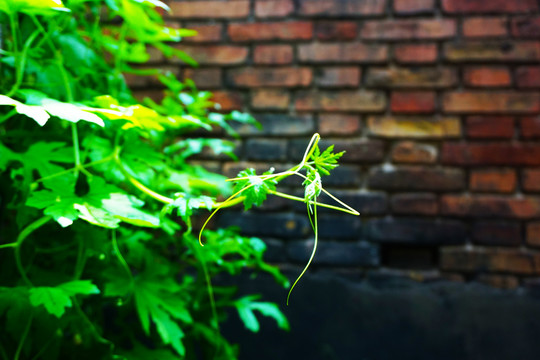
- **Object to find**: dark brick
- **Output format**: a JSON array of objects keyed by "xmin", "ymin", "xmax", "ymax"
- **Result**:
[
  {"xmin": 228, "ymin": 67, "xmax": 312, "ymax": 88},
  {"xmin": 472, "ymin": 221, "xmax": 521, "ymax": 246},
  {"xmin": 298, "ymin": 43, "xmax": 388, "ymax": 63},
  {"xmin": 440, "ymin": 247, "xmax": 540, "ymax": 275},
  {"xmin": 516, "ymin": 67, "xmax": 540, "ymax": 88},
  {"xmin": 511, "ymin": 16, "xmax": 540, "ymax": 37},
  {"xmin": 466, "ymin": 116, "xmax": 515, "ymax": 139},
  {"xmin": 444, "ymin": 41, "xmax": 540, "ymax": 62},
  {"xmin": 527, "ymin": 222, "xmax": 540, "ymax": 246},
  {"xmin": 361, "ymin": 19, "xmax": 456, "ymax": 40},
  {"xmin": 316, "ymin": 67, "xmax": 361, "ymax": 88},
  {"xmin": 253, "ymin": 45, "xmax": 293, "ymax": 64},
  {"xmin": 441, "ymin": 195, "xmax": 540, "ymax": 219},
  {"xmin": 367, "ymin": 218, "xmax": 467, "ymax": 245},
  {"xmin": 523, "ymin": 169, "xmax": 540, "ymax": 192},
  {"xmin": 228, "ymin": 21, "xmax": 313, "ymax": 42},
  {"xmin": 394, "ymin": 0, "xmax": 434, "ymax": 15},
  {"xmin": 443, "ymin": 91, "xmax": 540, "ymax": 113},
  {"xmin": 286, "ymin": 241, "xmax": 379, "ymax": 267},
  {"xmin": 183, "ymin": 68, "xmax": 221, "ymax": 88},
  {"xmin": 442, "ymin": 0, "xmax": 538, "ymax": 13},
  {"xmin": 233, "ymin": 114, "xmax": 315, "ymax": 136},
  {"xmin": 365, "ymin": 67, "xmax": 457, "ymax": 88},
  {"xmin": 315, "ymin": 191, "xmax": 388, "ymax": 215},
  {"xmin": 391, "ymin": 141, "xmax": 438, "ymax": 164},
  {"xmin": 295, "ymin": 90, "xmax": 386, "ymax": 112},
  {"xmin": 318, "ymin": 114, "xmax": 361, "ymax": 136},
  {"xmin": 367, "ymin": 166, "xmax": 465, "ymax": 191},
  {"xmin": 476, "ymin": 274, "xmax": 519, "ymax": 289},
  {"xmin": 521, "ymin": 116, "xmax": 540, "ymax": 138},
  {"xmin": 442, "ymin": 143, "xmax": 540, "ymax": 166},
  {"xmin": 298, "ymin": 0, "xmax": 386, "ymax": 16},
  {"xmin": 318, "ymin": 165, "xmax": 362, "ymax": 187},
  {"xmin": 315, "ymin": 21, "xmax": 358, "ymax": 40},
  {"xmin": 470, "ymin": 169, "xmax": 517, "ymax": 193},
  {"xmin": 391, "ymin": 193, "xmax": 439, "ymax": 215},
  {"xmin": 218, "ymin": 212, "xmax": 311, "ymax": 238},
  {"xmin": 316, "ymin": 214, "xmax": 362, "ymax": 239},
  {"xmin": 260, "ymin": 238, "xmax": 286, "ymax": 263},
  {"xmin": 289, "ymin": 138, "xmax": 384, "ymax": 163},
  {"xmin": 245, "ymin": 139, "xmax": 287, "ymax": 161}
]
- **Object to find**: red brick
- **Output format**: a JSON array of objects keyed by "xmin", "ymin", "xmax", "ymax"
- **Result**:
[
  {"xmin": 212, "ymin": 91, "xmax": 243, "ymax": 111},
  {"xmin": 362, "ymin": 19, "xmax": 456, "ymax": 40},
  {"xmin": 174, "ymin": 45, "xmax": 248, "ymax": 65},
  {"xmin": 298, "ymin": 42, "xmax": 388, "ymax": 63},
  {"xmin": 391, "ymin": 141, "xmax": 437, "ymax": 164},
  {"xmin": 442, "ymin": 143, "xmax": 540, "ymax": 166},
  {"xmin": 464, "ymin": 67, "xmax": 511, "ymax": 87},
  {"xmin": 315, "ymin": 21, "xmax": 358, "ymax": 40},
  {"xmin": 313, "ymin": 139, "xmax": 385, "ymax": 163},
  {"xmin": 183, "ymin": 68, "xmax": 222, "ymax": 88},
  {"xmin": 394, "ymin": 44, "xmax": 438, "ymax": 64},
  {"xmin": 228, "ymin": 67, "xmax": 312, "ymax": 87},
  {"xmin": 521, "ymin": 117, "xmax": 540, "ymax": 138},
  {"xmin": 394, "ymin": 0, "xmax": 434, "ymax": 15},
  {"xmin": 472, "ymin": 221, "xmax": 521, "ymax": 246},
  {"xmin": 132, "ymin": 89, "xmax": 164, "ymax": 103},
  {"xmin": 253, "ymin": 45, "xmax": 293, "ymax": 64},
  {"xmin": 443, "ymin": 91, "xmax": 540, "ymax": 113},
  {"xmin": 251, "ymin": 89, "xmax": 290, "ymax": 110},
  {"xmin": 462, "ymin": 17, "xmax": 507, "ymax": 38},
  {"xmin": 527, "ymin": 222, "xmax": 540, "ymax": 246},
  {"xmin": 317, "ymin": 67, "xmax": 360, "ymax": 88},
  {"xmin": 182, "ymin": 24, "xmax": 222, "ymax": 43},
  {"xmin": 466, "ymin": 116, "xmax": 515, "ymax": 138},
  {"xmin": 441, "ymin": 247, "xmax": 540, "ymax": 275},
  {"xmin": 367, "ymin": 166, "xmax": 465, "ymax": 191},
  {"xmin": 255, "ymin": 0, "xmax": 294, "ymax": 18},
  {"xmin": 391, "ymin": 91, "xmax": 436, "ymax": 113},
  {"xmin": 366, "ymin": 67, "xmax": 457, "ymax": 88},
  {"xmin": 295, "ymin": 90, "xmax": 386, "ymax": 112},
  {"xmin": 318, "ymin": 114, "xmax": 361, "ymax": 136},
  {"xmin": 368, "ymin": 116, "xmax": 461, "ymax": 138},
  {"xmin": 442, "ymin": 0, "xmax": 538, "ymax": 13},
  {"xmin": 170, "ymin": 1, "xmax": 250, "ymax": 19},
  {"xmin": 228, "ymin": 22, "xmax": 313, "ymax": 42},
  {"xmin": 523, "ymin": 169, "xmax": 540, "ymax": 192},
  {"xmin": 470, "ymin": 169, "xmax": 517, "ymax": 193},
  {"xmin": 512, "ymin": 16, "xmax": 540, "ymax": 37},
  {"xmin": 441, "ymin": 195, "xmax": 540, "ymax": 219},
  {"xmin": 444, "ymin": 41, "xmax": 540, "ymax": 62},
  {"xmin": 516, "ymin": 66, "xmax": 540, "ymax": 88},
  {"xmin": 298, "ymin": 0, "xmax": 386, "ymax": 16},
  {"xmin": 391, "ymin": 193, "xmax": 438, "ymax": 215}
]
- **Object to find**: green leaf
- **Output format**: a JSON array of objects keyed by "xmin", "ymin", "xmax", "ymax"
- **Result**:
[
  {"xmin": 29, "ymin": 280, "xmax": 100, "ymax": 318},
  {"xmin": 311, "ymin": 145, "xmax": 345, "ymax": 176},
  {"xmin": 233, "ymin": 168, "xmax": 276, "ymax": 211},
  {"xmin": 0, "ymin": 0, "xmax": 70, "ymax": 15},
  {"xmin": 0, "ymin": 95, "xmax": 50, "ymax": 126},
  {"xmin": 234, "ymin": 295, "xmax": 289, "ymax": 333},
  {"xmin": 29, "ymin": 287, "xmax": 72, "ymax": 318},
  {"xmin": 102, "ymin": 193, "xmax": 161, "ymax": 227},
  {"xmin": 57, "ymin": 280, "xmax": 100, "ymax": 296}
]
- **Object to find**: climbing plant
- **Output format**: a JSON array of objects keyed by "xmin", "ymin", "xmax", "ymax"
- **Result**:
[{"xmin": 0, "ymin": 1, "xmax": 290, "ymax": 359}]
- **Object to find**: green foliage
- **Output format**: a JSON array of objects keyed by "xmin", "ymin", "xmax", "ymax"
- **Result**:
[
  {"xmin": 200, "ymin": 134, "xmax": 360, "ymax": 305},
  {"xmin": 0, "ymin": 0, "xmax": 288, "ymax": 359}
]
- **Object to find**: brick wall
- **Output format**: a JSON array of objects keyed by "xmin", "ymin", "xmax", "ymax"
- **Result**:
[{"xmin": 138, "ymin": 0, "xmax": 540, "ymax": 289}]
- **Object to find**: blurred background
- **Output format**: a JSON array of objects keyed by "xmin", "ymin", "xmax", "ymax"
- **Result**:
[{"xmin": 141, "ymin": 0, "xmax": 540, "ymax": 358}]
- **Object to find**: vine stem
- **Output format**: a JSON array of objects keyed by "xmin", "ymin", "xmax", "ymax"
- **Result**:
[
  {"xmin": 1, "ymin": 216, "xmax": 52, "ymax": 286},
  {"xmin": 14, "ymin": 313, "xmax": 33, "ymax": 360}
]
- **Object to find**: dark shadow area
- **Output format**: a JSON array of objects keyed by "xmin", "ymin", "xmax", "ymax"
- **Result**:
[{"xmin": 223, "ymin": 271, "xmax": 540, "ymax": 360}]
